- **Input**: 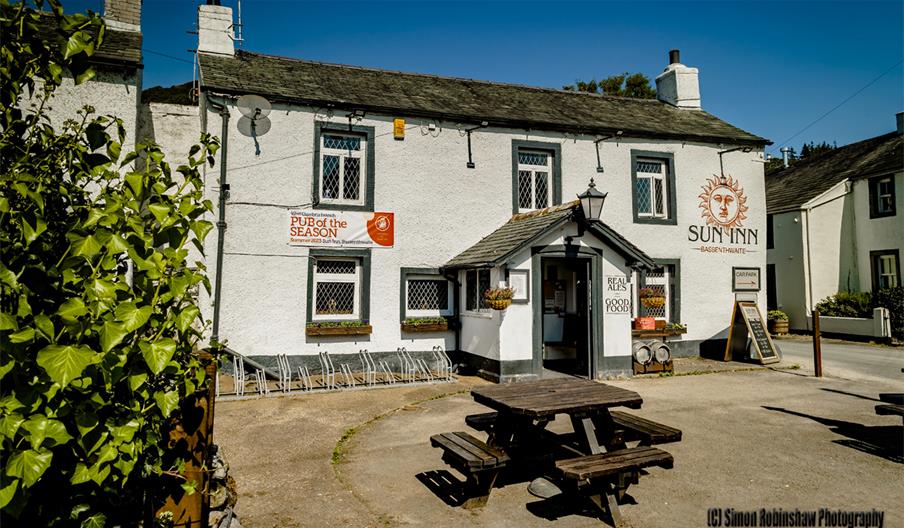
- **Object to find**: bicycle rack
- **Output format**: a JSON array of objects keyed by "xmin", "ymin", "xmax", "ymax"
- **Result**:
[
  {"xmin": 276, "ymin": 354, "xmax": 292, "ymax": 393},
  {"xmin": 359, "ymin": 349, "xmax": 378, "ymax": 387},
  {"xmin": 431, "ymin": 346, "xmax": 454, "ymax": 381},
  {"xmin": 396, "ymin": 347, "xmax": 417, "ymax": 383},
  {"xmin": 297, "ymin": 366, "xmax": 313, "ymax": 391},
  {"xmin": 254, "ymin": 368, "xmax": 270, "ymax": 396},
  {"xmin": 233, "ymin": 355, "xmax": 246, "ymax": 397},
  {"xmin": 319, "ymin": 351, "xmax": 337, "ymax": 390},
  {"xmin": 339, "ymin": 363, "xmax": 356, "ymax": 389}
]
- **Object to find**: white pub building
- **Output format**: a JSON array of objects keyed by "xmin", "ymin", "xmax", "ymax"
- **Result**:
[{"xmin": 194, "ymin": 4, "xmax": 770, "ymax": 381}]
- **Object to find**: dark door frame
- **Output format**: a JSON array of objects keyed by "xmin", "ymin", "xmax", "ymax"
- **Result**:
[{"xmin": 531, "ymin": 244, "xmax": 604, "ymax": 378}]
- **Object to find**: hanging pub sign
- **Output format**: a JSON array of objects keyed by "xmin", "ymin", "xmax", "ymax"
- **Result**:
[
  {"xmin": 288, "ymin": 210, "xmax": 394, "ymax": 248},
  {"xmin": 724, "ymin": 301, "xmax": 780, "ymax": 365}
]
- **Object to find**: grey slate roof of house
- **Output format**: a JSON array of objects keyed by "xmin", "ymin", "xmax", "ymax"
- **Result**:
[
  {"xmin": 444, "ymin": 202, "xmax": 655, "ymax": 270},
  {"xmin": 766, "ymin": 132, "xmax": 903, "ymax": 213},
  {"xmin": 198, "ymin": 50, "xmax": 768, "ymax": 146},
  {"xmin": 34, "ymin": 13, "xmax": 141, "ymax": 67}
]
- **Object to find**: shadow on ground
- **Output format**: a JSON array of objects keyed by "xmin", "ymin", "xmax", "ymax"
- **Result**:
[{"xmin": 762, "ymin": 406, "xmax": 903, "ymax": 464}]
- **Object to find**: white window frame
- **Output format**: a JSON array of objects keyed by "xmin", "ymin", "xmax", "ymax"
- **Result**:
[
  {"xmin": 878, "ymin": 254, "xmax": 898, "ymax": 289},
  {"xmin": 516, "ymin": 149, "xmax": 552, "ymax": 212},
  {"xmin": 463, "ymin": 268, "xmax": 492, "ymax": 314},
  {"xmin": 406, "ymin": 274, "xmax": 453, "ymax": 318},
  {"xmin": 636, "ymin": 158, "xmax": 669, "ymax": 219},
  {"xmin": 876, "ymin": 177, "xmax": 894, "ymax": 215},
  {"xmin": 319, "ymin": 132, "xmax": 366, "ymax": 206},
  {"xmin": 312, "ymin": 257, "xmax": 361, "ymax": 321}
]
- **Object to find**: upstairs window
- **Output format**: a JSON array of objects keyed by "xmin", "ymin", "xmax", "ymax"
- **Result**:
[
  {"xmin": 517, "ymin": 150, "xmax": 552, "ymax": 211},
  {"xmin": 465, "ymin": 269, "xmax": 491, "ymax": 312},
  {"xmin": 869, "ymin": 175, "xmax": 896, "ymax": 218},
  {"xmin": 320, "ymin": 133, "xmax": 364, "ymax": 205},
  {"xmin": 312, "ymin": 258, "xmax": 361, "ymax": 320},
  {"xmin": 511, "ymin": 140, "xmax": 561, "ymax": 214},
  {"xmin": 313, "ymin": 123, "xmax": 375, "ymax": 211},
  {"xmin": 631, "ymin": 151, "xmax": 676, "ymax": 225}
]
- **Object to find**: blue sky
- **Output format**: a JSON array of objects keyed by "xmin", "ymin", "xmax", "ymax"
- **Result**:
[{"xmin": 70, "ymin": 1, "xmax": 902, "ymax": 153}]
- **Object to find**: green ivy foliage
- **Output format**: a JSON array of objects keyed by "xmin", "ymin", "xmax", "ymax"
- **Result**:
[{"xmin": 1, "ymin": 1, "xmax": 219, "ymax": 525}]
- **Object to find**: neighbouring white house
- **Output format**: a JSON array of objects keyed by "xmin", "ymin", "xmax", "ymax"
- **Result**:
[
  {"xmin": 188, "ymin": 3, "xmax": 771, "ymax": 381},
  {"xmin": 766, "ymin": 114, "xmax": 904, "ymax": 331}
]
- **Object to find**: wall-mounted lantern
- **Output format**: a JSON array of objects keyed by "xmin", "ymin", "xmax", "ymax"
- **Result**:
[{"xmin": 578, "ymin": 178, "xmax": 607, "ymax": 222}]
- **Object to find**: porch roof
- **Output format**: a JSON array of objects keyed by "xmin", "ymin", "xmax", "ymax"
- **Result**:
[{"xmin": 443, "ymin": 202, "xmax": 656, "ymax": 270}]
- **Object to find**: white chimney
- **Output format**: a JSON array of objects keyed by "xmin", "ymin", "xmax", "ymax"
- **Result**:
[
  {"xmin": 104, "ymin": 0, "xmax": 141, "ymax": 32},
  {"xmin": 198, "ymin": 3, "xmax": 234, "ymax": 56},
  {"xmin": 655, "ymin": 49, "xmax": 701, "ymax": 109}
]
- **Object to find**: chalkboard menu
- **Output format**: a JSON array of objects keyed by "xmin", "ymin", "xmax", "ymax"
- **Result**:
[{"xmin": 724, "ymin": 301, "xmax": 780, "ymax": 364}]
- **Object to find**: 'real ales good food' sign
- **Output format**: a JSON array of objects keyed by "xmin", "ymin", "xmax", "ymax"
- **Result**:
[
  {"xmin": 288, "ymin": 210, "xmax": 394, "ymax": 248},
  {"xmin": 688, "ymin": 175, "xmax": 759, "ymax": 254}
]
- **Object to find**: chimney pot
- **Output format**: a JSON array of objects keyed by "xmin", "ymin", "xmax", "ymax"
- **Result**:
[{"xmin": 669, "ymin": 49, "xmax": 680, "ymax": 65}]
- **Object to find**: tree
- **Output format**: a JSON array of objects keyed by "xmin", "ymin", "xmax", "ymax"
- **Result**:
[
  {"xmin": 563, "ymin": 72, "xmax": 657, "ymax": 98},
  {"xmin": 799, "ymin": 141, "xmax": 836, "ymax": 160},
  {"xmin": 1, "ymin": 1, "xmax": 218, "ymax": 525}
]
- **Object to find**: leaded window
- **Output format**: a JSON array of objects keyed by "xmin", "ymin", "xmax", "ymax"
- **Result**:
[
  {"xmin": 465, "ymin": 269, "xmax": 491, "ymax": 311},
  {"xmin": 320, "ymin": 132, "xmax": 365, "ymax": 205},
  {"xmin": 406, "ymin": 277, "xmax": 452, "ymax": 317},
  {"xmin": 869, "ymin": 175, "xmax": 896, "ymax": 218},
  {"xmin": 312, "ymin": 258, "xmax": 360, "ymax": 320},
  {"xmin": 872, "ymin": 252, "xmax": 900, "ymax": 290},
  {"xmin": 517, "ymin": 150, "xmax": 552, "ymax": 211},
  {"xmin": 634, "ymin": 264, "xmax": 677, "ymax": 321},
  {"xmin": 635, "ymin": 158, "xmax": 668, "ymax": 219}
]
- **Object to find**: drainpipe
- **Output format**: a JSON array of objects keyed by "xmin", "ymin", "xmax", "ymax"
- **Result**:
[
  {"xmin": 207, "ymin": 94, "xmax": 230, "ymax": 346},
  {"xmin": 443, "ymin": 270, "xmax": 462, "ymax": 368}
]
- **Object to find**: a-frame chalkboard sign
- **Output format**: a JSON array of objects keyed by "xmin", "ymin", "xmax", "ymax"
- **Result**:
[{"xmin": 724, "ymin": 301, "xmax": 780, "ymax": 364}]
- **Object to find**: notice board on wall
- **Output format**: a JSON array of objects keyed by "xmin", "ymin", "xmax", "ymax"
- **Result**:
[{"xmin": 724, "ymin": 301, "xmax": 780, "ymax": 364}]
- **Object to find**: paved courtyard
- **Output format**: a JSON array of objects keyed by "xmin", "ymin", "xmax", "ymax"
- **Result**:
[{"xmin": 215, "ymin": 360, "xmax": 903, "ymax": 528}]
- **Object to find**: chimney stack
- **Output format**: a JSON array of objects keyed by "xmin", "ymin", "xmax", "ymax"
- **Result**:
[
  {"xmin": 780, "ymin": 147, "xmax": 794, "ymax": 168},
  {"xmin": 897, "ymin": 112, "xmax": 903, "ymax": 136},
  {"xmin": 198, "ymin": 3, "xmax": 235, "ymax": 56},
  {"xmin": 104, "ymin": 0, "xmax": 141, "ymax": 32},
  {"xmin": 655, "ymin": 49, "xmax": 701, "ymax": 109}
]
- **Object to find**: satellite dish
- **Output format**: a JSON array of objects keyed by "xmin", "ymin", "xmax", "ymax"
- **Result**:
[
  {"xmin": 237, "ymin": 116, "xmax": 271, "ymax": 137},
  {"xmin": 236, "ymin": 94, "xmax": 271, "ymax": 119}
]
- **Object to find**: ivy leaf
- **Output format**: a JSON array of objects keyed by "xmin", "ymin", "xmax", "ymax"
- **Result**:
[
  {"xmin": 0, "ymin": 361, "xmax": 13, "ymax": 381},
  {"xmin": 82, "ymin": 513, "xmax": 106, "ymax": 528},
  {"xmin": 36, "ymin": 345, "xmax": 99, "ymax": 388},
  {"xmin": 9, "ymin": 328, "xmax": 35, "ymax": 343},
  {"xmin": 69, "ymin": 233, "xmax": 103, "ymax": 257},
  {"xmin": 128, "ymin": 372, "xmax": 147, "ymax": 391},
  {"xmin": 140, "ymin": 339, "xmax": 176, "ymax": 375},
  {"xmin": 5, "ymin": 449, "xmax": 52, "ymax": 487},
  {"xmin": 148, "ymin": 203, "xmax": 170, "ymax": 223},
  {"xmin": 100, "ymin": 321, "xmax": 128, "ymax": 353},
  {"xmin": 63, "ymin": 32, "xmax": 89, "ymax": 60},
  {"xmin": 22, "ymin": 415, "xmax": 73, "ymax": 449},
  {"xmin": 190, "ymin": 220, "xmax": 213, "ymax": 241},
  {"xmin": 175, "ymin": 306, "xmax": 200, "ymax": 333},
  {"xmin": 0, "ymin": 479, "xmax": 18, "ymax": 509},
  {"xmin": 58, "ymin": 298, "xmax": 87, "ymax": 322},
  {"xmin": 34, "ymin": 315, "xmax": 54, "ymax": 342},
  {"xmin": 109, "ymin": 419, "xmax": 140, "ymax": 444},
  {"xmin": 0, "ymin": 413, "xmax": 25, "ymax": 440},
  {"xmin": 154, "ymin": 390, "xmax": 179, "ymax": 418},
  {"xmin": 106, "ymin": 234, "xmax": 129, "ymax": 253},
  {"xmin": 0, "ymin": 312, "xmax": 17, "ymax": 331},
  {"xmin": 124, "ymin": 172, "xmax": 143, "ymax": 196},
  {"xmin": 114, "ymin": 302, "xmax": 152, "ymax": 332}
]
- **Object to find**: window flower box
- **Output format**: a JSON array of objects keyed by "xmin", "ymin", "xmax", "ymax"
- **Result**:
[
  {"xmin": 306, "ymin": 322, "xmax": 372, "ymax": 337},
  {"xmin": 401, "ymin": 317, "xmax": 450, "ymax": 333}
]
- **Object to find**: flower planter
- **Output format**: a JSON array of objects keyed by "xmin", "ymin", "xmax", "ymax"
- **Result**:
[
  {"xmin": 635, "ymin": 317, "xmax": 656, "ymax": 330},
  {"xmin": 485, "ymin": 299, "xmax": 512, "ymax": 310},
  {"xmin": 768, "ymin": 319, "xmax": 789, "ymax": 335},
  {"xmin": 400, "ymin": 322, "xmax": 449, "ymax": 333},
  {"xmin": 306, "ymin": 324, "xmax": 373, "ymax": 337}
]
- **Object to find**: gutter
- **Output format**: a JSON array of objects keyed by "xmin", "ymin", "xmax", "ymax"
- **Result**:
[{"xmin": 206, "ymin": 93, "xmax": 231, "ymax": 346}]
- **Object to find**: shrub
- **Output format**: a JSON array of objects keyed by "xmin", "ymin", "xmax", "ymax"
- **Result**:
[
  {"xmin": 814, "ymin": 291, "xmax": 872, "ymax": 318},
  {"xmin": 402, "ymin": 317, "xmax": 448, "ymax": 326},
  {"xmin": 1, "ymin": 3, "xmax": 217, "ymax": 525},
  {"xmin": 873, "ymin": 287, "xmax": 904, "ymax": 340},
  {"xmin": 767, "ymin": 310, "xmax": 788, "ymax": 321}
]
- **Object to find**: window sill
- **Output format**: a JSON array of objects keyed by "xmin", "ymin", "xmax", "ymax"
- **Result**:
[
  {"xmin": 869, "ymin": 211, "xmax": 896, "ymax": 219},
  {"xmin": 306, "ymin": 324, "xmax": 373, "ymax": 337},
  {"xmin": 633, "ymin": 216, "xmax": 677, "ymax": 226},
  {"xmin": 313, "ymin": 201, "xmax": 373, "ymax": 212},
  {"xmin": 401, "ymin": 322, "xmax": 450, "ymax": 333},
  {"xmin": 462, "ymin": 311, "xmax": 493, "ymax": 319}
]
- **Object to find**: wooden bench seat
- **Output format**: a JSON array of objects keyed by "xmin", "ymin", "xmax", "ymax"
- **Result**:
[
  {"xmin": 430, "ymin": 431, "xmax": 509, "ymax": 508},
  {"xmin": 556, "ymin": 446, "xmax": 674, "ymax": 481},
  {"xmin": 875, "ymin": 404, "xmax": 904, "ymax": 417},
  {"xmin": 610, "ymin": 411, "xmax": 682, "ymax": 445},
  {"xmin": 465, "ymin": 412, "xmax": 498, "ymax": 432},
  {"xmin": 879, "ymin": 393, "xmax": 904, "ymax": 405}
]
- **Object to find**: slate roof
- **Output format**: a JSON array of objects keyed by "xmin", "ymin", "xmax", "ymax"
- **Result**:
[
  {"xmin": 766, "ymin": 132, "xmax": 903, "ymax": 213},
  {"xmin": 198, "ymin": 50, "xmax": 768, "ymax": 146},
  {"xmin": 33, "ymin": 13, "xmax": 141, "ymax": 67},
  {"xmin": 444, "ymin": 202, "xmax": 655, "ymax": 270}
]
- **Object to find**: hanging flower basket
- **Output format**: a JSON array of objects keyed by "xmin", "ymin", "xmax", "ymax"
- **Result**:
[
  {"xmin": 639, "ymin": 287, "xmax": 666, "ymax": 309},
  {"xmin": 484, "ymin": 287, "xmax": 514, "ymax": 311}
]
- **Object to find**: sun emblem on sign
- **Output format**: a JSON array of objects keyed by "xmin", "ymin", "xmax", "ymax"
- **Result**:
[{"xmin": 698, "ymin": 175, "xmax": 748, "ymax": 229}]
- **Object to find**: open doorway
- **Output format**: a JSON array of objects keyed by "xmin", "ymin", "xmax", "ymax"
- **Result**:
[{"xmin": 541, "ymin": 257, "xmax": 592, "ymax": 378}]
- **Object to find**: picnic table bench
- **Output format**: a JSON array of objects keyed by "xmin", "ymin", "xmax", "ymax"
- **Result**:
[
  {"xmin": 429, "ymin": 431, "xmax": 509, "ymax": 508},
  {"xmin": 431, "ymin": 378, "xmax": 681, "ymax": 526}
]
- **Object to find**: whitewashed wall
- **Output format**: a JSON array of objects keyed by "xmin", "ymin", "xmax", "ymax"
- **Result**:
[
  {"xmin": 853, "ymin": 171, "xmax": 904, "ymax": 290},
  {"xmin": 200, "ymin": 96, "xmax": 767, "ymax": 364},
  {"xmin": 768, "ymin": 211, "xmax": 808, "ymax": 329}
]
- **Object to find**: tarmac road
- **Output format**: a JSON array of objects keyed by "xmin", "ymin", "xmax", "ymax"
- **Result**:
[{"xmin": 776, "ymin": 338, "xmax": 904, "ymax": 384}]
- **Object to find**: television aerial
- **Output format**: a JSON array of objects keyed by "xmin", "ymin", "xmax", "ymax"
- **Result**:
[{"xmin": 236, "ymin": 94, "xmax": 272, "ymax": 155}]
